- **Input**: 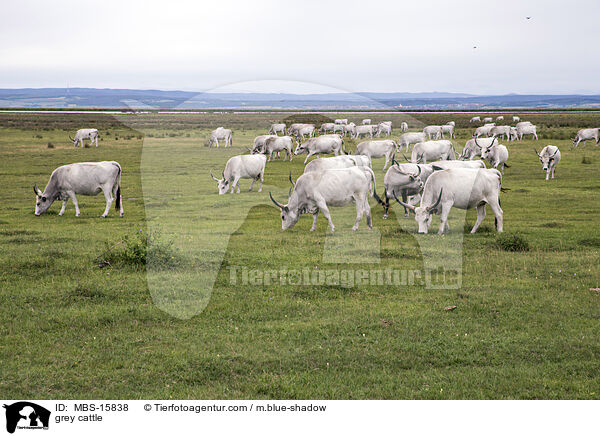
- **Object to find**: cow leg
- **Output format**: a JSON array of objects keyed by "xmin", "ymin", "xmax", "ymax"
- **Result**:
[
  {"xmin": 304, "ymin": 152, "xmax": 315, "ymax": 164},
  {"xmin": 248, "ymin": 176, "xmax": 257, "ymax": 191},
  {"xmin": 488, "ymin": 198, "xmax": 503, "ymax": 232},
  {"xmin": 231, "ymin": 176, "xmax": 241, "ymax": 194},
  {"xmin": 364, "ymin": 197, "xmax": 373, "ymax": 229},
  {"xmin": 95, "ymin": 135, "xmax": 99, "ymax": 147},
  {"xmin": 113, "ymin": 183, "xmax": 124, "ymax": 217},
  {"xmin": 68, "ymin": 192, "xmax": 81, "ymax": 217},
  {"xmin": 402, "ymin": 191, "xmax": 410, "ymax": 217},
  {"xmin": 383, "ymin": 192, "xmax": 390, "ymax": 219},
  {"xmin": 383, "ymin": 153, "xmax": 390, "ymax": 171},
  {"xmin": 316, "ymin": 199, "xmax": 334, "ymax": 232},
  {"xmin": 546, "ymin": 169, "xmax": 550, "ymax": 181},
  {"xmin": 471, "ymin": 204, "xmax": 486, "ymax": 233},
  {"xmin": 551, "ymin": 166, "xmax": 556, "ymax": 179},
  {"xmin": 258, "ymin": 170, "xmax": 264, "ymax": 193},
  {"xmin": 58, "ymin": 198, "xmax": 69, "ymax": 216},
  {"xmin": 101, "ymin": 187, "xmax": 114, "ymax": 217},
  {"xmin": 438, "ymin": 205, "xmax": 451, "ymax": 235},
  {"xmin": 352, "ymin": 195, "xmax": 364, "ymax": 231},
  {"xmin": 310, "ymin": 211, "xmax": 319, "ymax": 231}
]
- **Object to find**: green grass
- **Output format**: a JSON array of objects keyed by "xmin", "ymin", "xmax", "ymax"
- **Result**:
[{"xmin": 1, "ymin": 112, "xmax": 599, "ymax": 399}]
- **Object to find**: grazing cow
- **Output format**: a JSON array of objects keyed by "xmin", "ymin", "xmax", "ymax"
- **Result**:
[
  {"xmin": 572, "ymin": 128, "xmax": 600, "ymax": 147},
  {"xmin": 509, "ymin": 127, "xmax": 519, "ymax": 141},
  {"xmin": 362, "ymin": 119, "xmax": 372, "ymax": 125},
  {"xmin": 304, "ymin": 154, "xmax": 371, "ymax": 173},
  {"xmin": 333, "ymin": 124, "xmax": 346, "ymax": 135},
  {"xmin": 423, "ymin": 125, "xmax": 443, "ymax": 139},
  {"xmin": 376, "ymin": 123, "xmax": 392, "ymax": 137},
  {"xmin": 294, "ymin": 134, "xmax": 346, "ymax": 163},
  {"xmin": 335, "ymin": 119, "xmax": 348, "ymax": 125},
  {"xmin": 460, "ymin": 137, "xmax": 496, "ymax": 160},
  {"xmin": 353, "ymin": 125, "xmax": 374, "ymax": 139},
  {"xmin": 411, "ymin": 140, "xmax": 455, "ymax": 163},
  {"xmin": 287, "ymin": 123, "xmax": 304, "ymax": 136},
  {"xmin": 268, "ymin": 123, "xmax": 286, "ymax": 135},
  {"xmin": 380, "ymin": 163, "xmax": 434, "ymax": 218},
  {"xmin": 394, "ymin": 168, "xmax": 503, "ymax": 234},
  {"xmin": 344, "ymin": 122, "xmax": 356, "ymax": 137},
  {"xmin": 355, "ymin": 139, "xmax": 397, "ymax": 170},
  {"xmin": 517, "ymin": 123, "xmax": 538, "ymax": 140},
  {"xmin": 251, "ymin": 135, "xmax": 278, "ymax": 153},
  {"xmin": 263, "ymin": 136, "xmax": 294, "ymax": 161},
  {"xmin": 210, "ymin": 154, "xmax": 266, "ymax": 194},
  {"xmin": 70, "ymin": 128, "xmax": 99, "ymax": 147},
  {"xmin": 512, "ymin": 116, "xmax": 520, "ymax": 122},
  {"xmin": 208, "ymin": 127, "xmax": 233, "ymax": 147},
  {"xmin": 473, "ymin": 124, "xmax": 495, "ymax": 137},
  {"xmin": 398, "ymin": 132, "xmax": 427, "ymax": 151},
  {"xmin": 481, "ymin": 140, "xmax": 509, "ymax": 174},
  {"xmin": 446, "ymin": 121, "xmax": 456, "ymax": 126},
  {"xmin": 496, "ymin": 116, "xmax": 504, "ymax": 121},
  {"xmin": 483, "ymin": 117, "xmax": 493, "ymax": 123},
  {"xmin": 534, "ymin": 146, "xmax": 561, "ymax": 180},
  {"xmin": 490, "ymin": 125, "xmax": 512, "ymax": 140},
  {"xmin": 470, "ymin": 116, "xmax": 481, "ymax": 123},
  {"xmin": 33, "ymin": 161, "xmax": 123, "ymax": 217},
  {"xmin": 441, "ymin": 124, "xmax": 455, "ymax": 138},
  {"xmin": 270, "ymin": 166, "xmax": 380, "ymax": 232},
  {"xmin": 319, "ymin": 123, "xmax": 336, "ymax": 134},
  {"xmin": 515, "ymin": 121, "xmax": 533, "ymax": 129},
  {"xmin": 296, "ymin": 124, "xmax": 316, "ymax": 139},
  {"xmin": 400, "ymin": 122, "xmax": 409, "ymax": 132}
]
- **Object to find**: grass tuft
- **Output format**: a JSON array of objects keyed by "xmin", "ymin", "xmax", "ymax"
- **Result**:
[
  {"xmin": 47, "ymin": 142, "xmax": 55, "ymax": 148},
  {"xmin": 581, "ymin": 156, "xmax": 592, "ymax": 164},
  {"xmin": 493, "ymin": 232, "xmax": 530, "ymax": 252}
]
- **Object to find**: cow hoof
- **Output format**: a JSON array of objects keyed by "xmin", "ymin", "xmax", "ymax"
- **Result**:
[
  {"xmin": 404, "ymin": 213, "xmax": 409, "ymax": 218},
  {"xmin": 383, "ymin": 215, "xmax": 388, "ymax": 220},
  {"xmin": 100, "ymin": 215, "xmax": 107, "ymax": 218},
  {"xmin": 258, "ymin": 189, "xmax": 262, "ymax": 193}
]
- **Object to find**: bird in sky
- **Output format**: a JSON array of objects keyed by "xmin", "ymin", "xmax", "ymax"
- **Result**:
[{"xmin": 526, "ymin": 16, "xmax": 532, "ymax": 19}]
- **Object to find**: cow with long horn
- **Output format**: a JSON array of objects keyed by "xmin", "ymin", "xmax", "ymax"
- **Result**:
[
  {"xmin": 210, "ymin": 154, "xmax": 266, "ymax": 194},
  {"xmin": 394, "ymin": 168, "xmax": 504, "ymax": 234},
  {"xmin": 534, "ymin": 145, "xmax": 561, "ymax": 180},
  {"xmin": 270, "ymin": 166, "xmax": 380, "ymax": 233},
  {"xmin": 379, "ymin": 163, "xmax": 434, "ymax": 219},
  {"xmin": 70, "ymin": 128, "xmax": 99, "ymax": 147}
]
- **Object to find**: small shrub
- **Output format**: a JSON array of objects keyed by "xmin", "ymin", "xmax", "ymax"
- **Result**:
[
  {"xmin": 47, "ymin": 142, "xmax": 55, "ymax": 148},
  {"xmin": 582, "ymin": 156, "xmax": 592, "ymax": 164},
  {"xmin": 35, "ymin": 134, "xmax": 43, "ymax": 139},
  {"xmin": 494, "ymin": 232, "xmax": 530, "ymax": 252},
  {"xmin": 579, "ymin": 238, "xmax": 600, "ymax": 248},
  {"xmin": 97, "ymin": 230, "xmax": 183, "ymax": 270}
]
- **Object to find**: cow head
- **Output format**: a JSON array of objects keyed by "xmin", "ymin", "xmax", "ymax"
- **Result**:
[
  {"xmin": 210, "ymin": 171, "xmax": 229, "ymax": 195},
  {"xmin": 293, "ymin": 141, "xmax": 307, "ymax": 155},
  {"xmin": 33, "ymin": 184, "xmax": 54, "ymax": 215},
  {"xmin": 269, "ymin": 192, "xmax": 299, "ymax": 230},
  {"xmin": 394, "ymin": 190, "xmax": 442, "ymax": 234},
  {"xmin": 69, "ymin": 135, "xmax": 77, "ymax": 146},
  {"xmin": 534, "ymin": 148, "xmax": 558, "ymax": 171}
]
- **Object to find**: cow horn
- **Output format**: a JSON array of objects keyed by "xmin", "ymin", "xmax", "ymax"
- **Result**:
[
  {"xmin": 392, "ymin": 192, "xmax": 416, "ymax": 212},
  {"xmin": 417, "ymin": 152, "xmax": 424, "ymax": 163},
  {"xmin": 269, "ymin": 192, "xmax": 285, "ymax": 209},
  {"xmin": 551, "ymin": 148, "xmax": 559, "ymax": 157},
  {"xmin": 427, "ymin": 189, "xmax": 443, "ymax": 213},
  {"xmin": 288, "ymin": 172, "xmax": 296, "ymax": 187},
  {"xmin": 533, "ymin": 148, "xmax": 540, "ymax": 156},
  {"xmin": 402, "ymin": 153, "xmax": 410, "ymax": 162},
  {"xmin": 245, "ymin": 146, "xmax": 252, "ymax": 153},
  {"xmin": 210, "ymin": 171, "xmax": 220, "ymax": 181},
  {"xmin": 288, "ymin": 187, "xmax": 292, "ymax": 199},
  {"xmin": 69, "ymin": 135, "xmax": 74, "ymax": 142},
  {"xmin": 474, "ymin": 137, "xmax": 480, "ymax": 148},
  {"xmin": 392, "ymin": 157, "xmax": 400, "ymax": 166},
  {"xmin": 34, "ymin": 183, "xmax": 42, "ymax": 196}
]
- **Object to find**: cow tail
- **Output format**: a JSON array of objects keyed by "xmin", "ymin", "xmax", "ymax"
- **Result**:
[
  {"xmin": 341, "ymin": 138, "xmax": 347, "ymax": 155},
  {"xmin": 365, "ymin": 167, "xmax": 383, "ymax": 204},
  {"xmin": 114, "ymin": 162, "xmax": 122, "ymax": 210}
]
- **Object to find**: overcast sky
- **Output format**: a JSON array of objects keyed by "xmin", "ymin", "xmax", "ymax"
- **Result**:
[{"xmin": 1, "ymin": 0, "xmax": 599, "ymax": 94}]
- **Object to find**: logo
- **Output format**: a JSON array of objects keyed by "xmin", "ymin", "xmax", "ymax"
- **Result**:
[{"xmin": 3, "ymin": 402, "xmax": 50, "ymax": 434}]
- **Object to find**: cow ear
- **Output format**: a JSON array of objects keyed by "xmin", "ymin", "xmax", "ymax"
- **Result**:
[{"xmin": 283, "ymin": 206, "xmax": 289, "ymax": 212}]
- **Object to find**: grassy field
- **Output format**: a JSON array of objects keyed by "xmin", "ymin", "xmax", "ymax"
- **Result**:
[{"xmin": 1, "ymin": 111, "xmax": 599, "ymax": 399}]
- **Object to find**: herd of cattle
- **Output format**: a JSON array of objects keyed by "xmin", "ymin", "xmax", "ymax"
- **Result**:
[{"xmin": 32, "ymin": 118, "xmax": 598, "ymax": 234}]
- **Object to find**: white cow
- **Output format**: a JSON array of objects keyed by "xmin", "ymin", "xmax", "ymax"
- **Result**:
[
  {"xmin": 376, "ymin": 123, "xmax": 392, "ymax": 137},
  {"xmin": 394, "ymin": 168, "xmax": 503, "ymax": 234},
  {"xmin": 344, "ymin": 122, "xmax": 356, "ymax": 137},
  {"xmin": 333, "ymin": 124, "xmax": 346, "ymax": 135},
  {"xmin": 270, "ymin": 166, "xmax": 380, "ymax": 232},
  {"xmin": 423, "ymin": 125, "xmax": 443, "ymax": 139},
  {"xmin": 516, "ymin": 123, "xmax": 538, "ymax": 140},
  {"xmin": 398, "ymin": 132, "xmax": 427, "ymax": 151},
  {"xmin": 483, "ymin": 117, "xmax": 493, "ymax": 123},
  {"xmin": 512, "ymin": 116, "xmax": 520, "ymax": 123},
  {"xmin": 262, "ymin": 136, "xmax": 294, "ymax": 161},
  {"xmin": 441, "ymin": 124, "xmax": 455, "ymax": 139},
  {"xmin": 470, "ymin": 116, "xmax": 481, "ymax": 123},
  {"xmin": 572, "ymin": 128, "xmax": 600, "ymax": 147},
  {"xmin": 268, "ymin": 123, "xmax": 286, "ymax": 135},
  {"xmin": 210, "ymin": 154, "xmax": 266, "ymax": 194},
  {"xmin": 535, "ymin": 146, "xmax": 561, "ymax": 180},
  {"xmin": 411, "ymin": 140, "xmax": 456, "ymax": 163},
  {"xmin": 515, "ymin": 121, "xmax": 533, "ymax": 129},
  {"xmin": 319, "ymin": 123, "xmax": 336, "ymax": 134},
  {"xmin": 294, "ymin": 134, "xmax": 346, "ymax": 163},
  {"xmin": 430, "ymin": 160, "xmax": 486, "ymax": 170},
  {"xmin": 208, "ymin": 127, "xmax": 233, "ymax": 147},
  {"xmin": 335, "ymin": 119, "xmax": 348, "ymax": 125},
  {"xmin": 353, "ymin": 125, "xmax": 374, "ymax": 139},
  {"xmin": 490, "ymin": 125, "xmax": 512, "ymax": 140},
  {"xmin": 362, "ymin": 119, "xmax": 372, "ymax": 125},
  {"xmin": 473, "ymin": 124, "xmax": 495, "ymax": 137},
  {"xmin": 380, "ymin": 163, "xmax": 434, "ymax": 218},
  {"xmin": 446, "ymin": 121, "xmax": 456, "ymax": 126},
  {"xmin": 355, "ymin": 139, "xmax": 397, "ymax": 170},
  {"xmin": 481, "ymin": 141, "xmax": 509, "ymax": 174},
  {"xmin": 70, "ymin": 128, "xmax": 99, "ymax": 147},
  {"xmin": 460, "ymin": 137, "xmax": 496, "ymax": 160},
  {"xmin": 251, "ymin": 135, "xmax": 278, "ymax": 153},
  {"xmin": 496, "ymin": 116, "xmax": 504, "ymax": 121},
  {"xmin": 296, "ymin": 124, "xmax": 316, "ymax": 139},
  {"xmin": 509, "ymin": 127, "xmax": 519, "ymax": 141},
  {"xmin": 34, "ymin": 161, "xmax": 123, "ymax": 217},
  {"xmin": 400, "ymin": 122, "xmax": 409, "ymax": 132},
  {"xmin": 304, "ymin": 154, "xmax": 371, "ymax": 173}
]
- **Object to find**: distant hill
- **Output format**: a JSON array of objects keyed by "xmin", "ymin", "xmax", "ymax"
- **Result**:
[{"xmin": 1, "ymin": 88, "xmax": 600, "ymax": 109}]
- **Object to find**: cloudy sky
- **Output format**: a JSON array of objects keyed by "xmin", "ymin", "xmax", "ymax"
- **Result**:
[{"xmin": 1, "ymin": 0, "xmax": 599, "ymax": 94}]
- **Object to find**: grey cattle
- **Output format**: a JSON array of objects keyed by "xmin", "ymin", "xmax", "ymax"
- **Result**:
[
  {"xmin": 572, "ymin": 128, "xmax": 600, "ymax": 147},
  {"xmin": 251, "ymin": 135, "xmax": 278, "ymax": 153},
  {"xmin": 268, "ymin": 123, "xmax": 286, "ymax": 135},
  {"xmin": 335, "ymin": 119, "xmax": 348, "ymax": 125},
  {"xmin": 355, "ymin": 139, "xmax": 397, "ymax": 170},
  {"xmin": 534, "ymin": 145, "xmax": 561, "ymax": 180},
  {"xmin": 411, "ymin": 140, "xmax": 455, "ymax": 163},
  {"xmin": 490, "ymin": 125, "xmax": 512, "ymax": 140},
  {"xmin": 376, "ymin": 122, "xmax": 392, "ymax": 137},
  {"xmin": 34, "ymin": 161, "xmax": 123, "ymax": 217},
  {"xmin": 344, "ymin": 122, "xmax": 356, "ymax": 137},
  {"xmin": 460, "ymin": 137, "xmax": 496, "ymax": 160},
  {"xmin": 362, "ymin": 119, "xmax": 372, "ymax": 125},
  {"xmin": 483, "ymin": 117, "xmax": 493, "ymax": 123},
  {"xmin": 423, "ymin": 125, "xmax": 443, "ymax": 139},
  {"xmin": 481, "ymin": 141, "xmax": 510, "ymax": 174},
  {"xmin": 473, "ymin": 124, "xmax": 495, "ymax": 137},
  {"xmin": 304, "ymin": 154, "xmax": 371, "ymax": 173},
  {"xmin": 319, "ymin": 123, "xmax": 336, "ymax": 134},
  {"xmin": 470, "ymin": 116, "xmax": 481, "ymax": 123},
  {"xmin": 512, "ymin": 116, "xmax": 520, "ymax": 122},
  {"xmin": 294, "ymin": 134, "xmax": 346, "ymax": 164},
  {"xmin": 210, "ymin": 154, "xmax": 266, "ymax": 194},
  {"xmin": 333, "ymin": 124, "xmax": 346, "ymax": 135},
  {"xmin": 353, "ymin": 125, "xmax": 374, "ymax": 139},
  {"xmin": 70, "ymin": 128, "xmax": 99, "ymax": 147},
  {"xmin": 262, "ymin": 136, "xmax": 294, "ymax": 161},
  {"xmin": 398, "ymin": 132, "xmax": 427, "ymax": 151},
  {"xmin": 446, "ymin": 121, "xmax": 456, "ymax": 126},
  {"xmin": 270, "ymin": 166, "xmax": 380, "ymax": 232},
  {"xmin": 516, "ymin": 123, "xmax": 538, "ymax": 140},
  {"xmin": 208, "ymin": 127, "xmax": 233, "ymax": 147},
  {"xmin": 441, "ymin": 124, "xmax": 455, "ymax": 138},
  {"xmin": 400, "ymin": 122, "xmax": 409, "ymax": 132},
  {"xmin": 496, "ymin": 116, "xmax": 504, "ymax": 121},
  {"xmin": 395, "ymin": 168, "xmax": 503, "ymax": 234},
  {"xmin": 379, "ymin": 163, "xmax": 434, "ymax": 218}
]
